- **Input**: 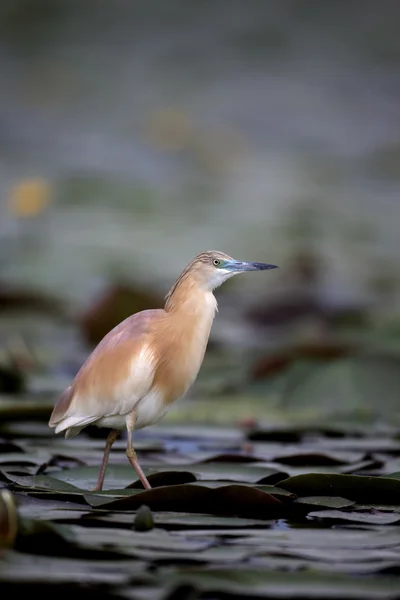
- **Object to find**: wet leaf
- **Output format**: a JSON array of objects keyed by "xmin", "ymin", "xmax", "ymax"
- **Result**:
[
  {"xmin": 4, "ymin": 473, "xmax": 85, "ymax": 493},
  {"xmin": 352, "ymin": 503, "xmax": 400, "ymax": 513},
  {"xmin": 70, "ymin": 524, "xmax": 213, "ymax": 555},
  {"xmin": 271, "ymin": 450, "xmax": 365, "ymax": 466},
  {"xmin": 128, "ymin": 470, "xmax": 197, "ymax": 488},
  {"xmin": 197, "ymin": 452, "xmax": 262, "ymax": 463},
  {"xmin": 187, "ymin": 481, "xmax": 294, "ymax": 497},
  {"xmin": 143, "ymin": 461, "xmax": 284, "ymax": 483},
  {"xmin": 92, "ymin": 512, "xmax": 269, "ymax": 529},
  {"xmin": 3, "ymin": 365, "xmax": 400, "ymax": 597},
  {"xmin": 0, "ymin": 441, "xmax": 24, "ymax": 453},
  {"xmin": 279, "ymin": 473, "xmax": 400, "ymax": 503},
  {"xmin": 0, "ymin": 453, "xmax": 48, "ymax": 466},
  {"xmin": 293, "ymin": 496, "xmax": 355, "ymax": 509},
  {"xmin": 252, "ymin": 541, "xmax": 400, "ymax": 565},
  {"xmin": 0, "ymin": 551, "xmax": 145, "ymax": 584},
  {"xmin": 163, "ymin": 567, "xmax": 400, "ymax": 599},
  {"xmin": 52, "ymin": 462, "xmax": 284, "ymax": 489},
  {"xmin": 46, "ymin": 465, "xmax": 149, "ymax": 490},
  {"xmin": 222, "ymin": 527, "xmax": 400, "ymax": 548},
  {"xmin": 308, "ymin": 509, "xmax": 400, "ymax": 525},
  {"xmin": 251, "ymin": 555, "xmax": 400, "ymax": 575},
  {"xmin": 18, "ymin": 506, "xmax": 90, "ymax": 522},
  {"xmin": 84, "ymin": 483, "xmax": 283, "ymax": 518},
  {"xmin": 16, "ymin": 517, "xmax": 76, "ymax": 554}
]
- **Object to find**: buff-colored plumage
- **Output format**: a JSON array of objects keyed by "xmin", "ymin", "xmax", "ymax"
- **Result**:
[{"xmin": 49, "ymin": 251, "xmax": 277, "ymax": 490}]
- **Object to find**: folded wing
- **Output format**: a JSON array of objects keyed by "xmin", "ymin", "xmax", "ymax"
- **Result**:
[{"xmin": 49, "ymin": 309, "xmax": 165, "ymax": 437}]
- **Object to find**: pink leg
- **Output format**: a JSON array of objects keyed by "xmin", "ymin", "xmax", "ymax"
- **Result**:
[
  {"xmin": 126, "ymin": 411, "xmax": 151, "ymax": 490},
  {"xmin": 92, "ymin": 429, "xmax": 120, "ymax": 491}
]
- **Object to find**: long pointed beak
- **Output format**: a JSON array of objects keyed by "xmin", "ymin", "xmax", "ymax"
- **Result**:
[{"xmin": 224, "ymin": 260, "xmax": 278, "ymax": 272}]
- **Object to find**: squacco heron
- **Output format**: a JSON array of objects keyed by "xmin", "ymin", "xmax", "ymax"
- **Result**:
[{"xmin": 49, "ymin": 251, "xmax": 278, "ymax": 490}]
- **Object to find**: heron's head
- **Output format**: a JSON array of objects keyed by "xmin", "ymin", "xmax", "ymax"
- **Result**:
[{"xmin": 190, "ymin": 250, "xmax": 278, "ymax": 290}]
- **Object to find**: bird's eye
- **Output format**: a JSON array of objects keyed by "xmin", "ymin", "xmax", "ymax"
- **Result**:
[{"xmin": 213, "ymin": 259, "xmax": 221, "ymax": 267}]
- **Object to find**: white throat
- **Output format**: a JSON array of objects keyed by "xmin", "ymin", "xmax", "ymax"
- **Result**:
[{"xmin": 208, "ymin": 269, "xmax": 237, "ymax": 291}]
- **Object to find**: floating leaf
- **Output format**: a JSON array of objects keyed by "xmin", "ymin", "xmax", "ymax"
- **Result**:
[
  {"xmin": 188, "ymin": 481, "xmax": 295, "ymax": 502},
  {"xmin": 52, "ymin": 462, "xmax": 284, "ymax": 489},
  {"xmin": 0, "ymin": 551, "xmax": 145, "ymax": 584},
  {"xmin": 85, "ymin": 484, "xmax": 283, "ymax": 518},
  {"xmin": 271, "ymin": 450, "xmax": 365, "ymax": 466},
  {"xmin": 251, "ymin": 555, "xmax": 400, "ymax": 575},
  {"xmin": 308, "ymin": 509, "xmax": 400, "ymax": 525},
  {"xmin": 4, "ymin": 473, "xmax": 85, "ymax": 493},
  {"xmin": 163, "ymin": 567, "xmax": 400, "ymax": 599},
  {"xmin": 143, "ymin": 462, "xmax": 284, "ymax": 483},
  {"xmin": 128, "ymin": 470, "xmax": 196, "ymax": 488},
  {"xmin": 221, "ymin": 526, "xmax": 400, "ymax": 548},
  {"xmin": 70, "ymin": 524, "xmax": 212, "ymax": 555},
  {"xmin": 279, "ymin": 473, "xmax": 400, "ymax": 503},
  {"xmin": 0, "ymin": 453, "xmax": 47, "ymax": 466},
  {"xmin": 48, "ymin": 465, "xmax": 148, "ymax": 490},
  {"xmin": 92, "ymin": 512, "xmax": 268, "ymax": 529},
  {"xmin": 293, "ymin": 496, "xmax": 355, "ymax": 509},
  {"xmin": 16, "ymin": 518, "xmax": 76, "ymax": 554},
  {"xmin": 197, "ymin": 452, "xmax": 262, "ymax": 463}
]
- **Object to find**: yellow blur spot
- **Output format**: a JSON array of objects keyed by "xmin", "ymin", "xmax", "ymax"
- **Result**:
[{"xmin": 8, "ymin": 179, "xmax": 52, "ymax": 217}]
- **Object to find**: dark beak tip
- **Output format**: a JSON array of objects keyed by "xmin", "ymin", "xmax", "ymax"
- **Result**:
[{"xmin": 257, "ymin": 263, "xmax": 278, "ymax": 270}]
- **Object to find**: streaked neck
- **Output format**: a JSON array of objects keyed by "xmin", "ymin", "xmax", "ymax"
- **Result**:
[{"xmin": 164, "ymin": 274, "xmax": 217, "ymax": 317}]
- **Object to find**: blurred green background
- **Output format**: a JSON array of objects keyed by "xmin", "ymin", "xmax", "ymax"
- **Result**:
[{"xmin": 1, "ymin": 0, "xmax": 400, "ymax": 425}]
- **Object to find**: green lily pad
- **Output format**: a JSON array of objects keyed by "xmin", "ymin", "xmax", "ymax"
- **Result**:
[
  {"xmin": 308, "ymin": 509, "xmax": 400, "ymax": 525},
  {"xmin": 195, "ymin": 452, "xmax": 263, "ymax": 463},
  {"xmin": 0, "ymin": 550, "xmax": 145, "ymax": 584},
  {"xmin": 266, "ymin": 450, "xmax": 366, "ymax": 466},
  {"xmin": 3, "ymin": 361, "xmax": 400, "ymax": 599},
  {"xmin": 252, "ymin": 545, "xmax": 400, "ymax": 565},
  {"xmin": 250, "ymin": 555, "xmax": 400, "ymax": 575},
  {"xmin": 49, "ymin": 464, "xmax": 148, "ymax": 490},
  {"xmin": 16, "ymin": 517, "xmax": 77, "ymax": 553},
  {"xmin": 91, "ymin": 511, "xmax": 269, "ymax": 529},
  {"xmin": 50, "ymin": 462, "xmax": 284, "ymax": 489},
  {"xmin": 0, "ymin": 453, "xmax": 50, "ymax": 466},
  {"xmin": 70, "ymin": 524, "xmax": 212, "ymax": 553},
  {"xmin": 386, "ymin": 471, "xmax": 400, "ymax": 480},
  {"xmin": 18, "ymin": 506, "xmax": 91, "ymax": 522},
  {"xmin": 279, "ymin": 473, "xmax": 400, "ymax": 503},
  {"xmin": 162, "ymin": 567, "xmax": 400, "ymax": 599},
  {"xmin": 293, "ymin": 496, "xmax": 355, "ymax": 509},
  {"xmin": 221, "ymin": 527, "xmax": 400, "ymax": 547},
  {"xmin": 143, "ymin": 462, "xmax": 283, "ymax": 484},
  {"xmin": 3, "ymin": 473, "xmax": 85, "ymax": 493},
  {"xmin": 85, "ymin": 483, "xmax": 283, "ymax": 518},
  {"xmin": 352, "ymin": 504, "xmax": 400, "ymax": 513},
  {"xmin": 127, "ymin": 470, "xmax": 197, "ymax": 488},
  {"xmin": 187, "ymin": 481, "xmax": 294, "ymax": 497}
]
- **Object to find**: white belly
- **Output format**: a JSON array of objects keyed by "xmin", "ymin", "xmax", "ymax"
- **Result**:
[
  {"xmin": 95, "ymin": 389, "xmax": 171, "ymax": 431},
  {"xmin": 135, "ymin": 389, "xmax": 172, "ymax": 429}
]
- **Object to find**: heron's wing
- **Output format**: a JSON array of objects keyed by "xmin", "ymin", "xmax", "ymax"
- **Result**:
[{"xmin": 49, "ymin": 309, "xmax": 165, "ymax": 435}]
